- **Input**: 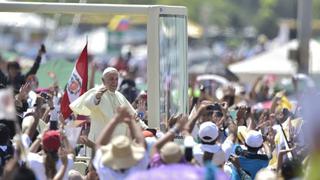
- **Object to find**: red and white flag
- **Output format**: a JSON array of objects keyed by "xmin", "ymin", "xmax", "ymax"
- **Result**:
[{"xmin": 61, "ymin": 44, "xmax": 88, "ymax": 119}]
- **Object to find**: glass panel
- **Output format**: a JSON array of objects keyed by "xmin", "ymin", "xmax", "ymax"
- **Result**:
[{"xmin": 159, "ymin": 15, "xmax": 188, "ymax": 130}]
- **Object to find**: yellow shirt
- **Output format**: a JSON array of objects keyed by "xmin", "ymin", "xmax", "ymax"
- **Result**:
[{"xmin": 305, "ymin": 153, "xmax": 320, "ymax": 180}]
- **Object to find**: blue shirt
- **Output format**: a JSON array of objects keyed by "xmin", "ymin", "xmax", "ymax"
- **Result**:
[{"xmin": 232, "ymin": 154, "xmax": 269, "ymax": 179}]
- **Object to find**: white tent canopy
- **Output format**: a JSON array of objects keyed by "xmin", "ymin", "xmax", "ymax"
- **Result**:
[
  {"xmin": 0, "ymin": 12, "xmax": 56, "ymax": 30},
  {"xmin": 229, "ymin": 39, "xmax": 320, "ymax": 83},
  {"xmin": 50, "ymin": 28, "xmax": 108, "ymax": 56}
]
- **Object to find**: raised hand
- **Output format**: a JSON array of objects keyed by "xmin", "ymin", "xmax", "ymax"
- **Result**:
[
  {"xmin": 78, "ymin": 135, "xmax": 95, "ymax": 148},
  {"xmin": 38, "ymin": 44, "xmax": 46, "ymax": 55},
  {"xmin": 176, "ymin": 114, "xmax": 188, "ymax": 129},
  {"xmin": 58, "ymin": 147, "xmax": 68, "ymax": 166},
  {"xmin": 48, "ymin": 71, "xmax": 57, "ymax": 80},
  {"xmin": 18, "ymin": 82, "xmax": 31, "ymax": 101},
  {"xmin": 266, "ymin": 127, "xmax": 276, "ymax": 145},
  {"xmin": 275, "ymin": 90, "xmax": 286, "ymax": 99},
  {"xmin": 95, "ymin": 86, "xmax": 108, "ymax": 100},
  {"xmin": 196, "ymin": 101, "xmax": 213, "ymax": 116},
  {"xmin": 228, "ymin": 121, "xmax": 238, "ymax": 135},
  {"xmin": 116, "ymin": 106, "xmax": 133, "ymax": 123},
  {"xmin": 167, "ymin": 113, "xmax": 182, "ymax": 129},
  {"xmin": 236, "ymin": 106, "xmax": 248, "ymax": 125},
  {"xmin": 137, "ymin": 99, "xmax": 146, "ymax": 114},
  {"xmin": 229, "ymin": 155, "xmax": 241, "ymax": 168}
]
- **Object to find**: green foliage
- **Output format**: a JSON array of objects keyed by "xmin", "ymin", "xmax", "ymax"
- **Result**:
[
  {"xmin": 19, "ymin": 0, "xmax": 320, "ymax": 39},
  {"xmin": 313, "ymin": 0, "xmax": 320, "ymax": 19}
]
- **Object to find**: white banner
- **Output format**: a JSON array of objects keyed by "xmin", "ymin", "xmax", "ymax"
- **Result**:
[{"xmin": 0, "ymin": 88, "xmax": 16, "ymax": 120}]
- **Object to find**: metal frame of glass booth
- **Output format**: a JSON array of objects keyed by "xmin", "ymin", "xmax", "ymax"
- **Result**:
[{"xmin": 0, "ymin": 2, "xmax": 188, "ymax": 130}]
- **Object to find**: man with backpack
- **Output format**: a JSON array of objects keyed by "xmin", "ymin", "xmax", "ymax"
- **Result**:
[{"xmin": 0, "ymin": 123, "xmax": 14, "ymax": 175}]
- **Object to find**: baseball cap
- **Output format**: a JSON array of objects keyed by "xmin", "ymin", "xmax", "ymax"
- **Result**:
[
  {"xmin": 198, "ymin": 122, "xmax": 219, "ymax": 143},
  {"xmin": 143, "ymin": 130, "xmax": 154, "ymax": 138},
  {"xmin": 245, "ymin": 130, "xmax": 263, "ymax": 148},
  {"xmin": 42, "ymin": 130, "xmax": 61, "ymax": 152}
]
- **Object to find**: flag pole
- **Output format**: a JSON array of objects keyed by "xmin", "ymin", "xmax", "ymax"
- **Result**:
[{"xmin": 277, "ymin": 118, "xmax": 294, "ymax": 160}]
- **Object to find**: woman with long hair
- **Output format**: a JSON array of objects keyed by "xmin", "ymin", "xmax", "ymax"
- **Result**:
[{"xmin": 27, "ymin": 130, "xmax": 74, "ymax": 180}]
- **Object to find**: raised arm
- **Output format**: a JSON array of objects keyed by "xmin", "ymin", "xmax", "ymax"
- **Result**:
[
  {"xmin": 53, "ymin": 148, "xmax": 69, "ymax": 180},
  {"xmin": 25, "ymin": 113, "xmax": 40, "ymax": 141},
  {"xmin": 127, "ymin": 116, "xmax": 145, "ymax": 146},
  {"xmin": 25, "ymin": 96, "xmax": 48, "ymax": 139},
  {"xmin": 152, "ymin": 115, "xmax": 187, "ymax": 155},
  {"xmin": 184, "ymin": 102, "xmax": 210, "ymax": 134},
  {"xmin": 25, "ymin": 44, "xmax": 46, "ymax": 78},
  {"xmin": 270, "ymin": 90, "xmax": 284, "ymax": 113},
  {"xmin": 276, "ymin": 148, "xmax": 295, "ymax": 172},
  {"xmin": 249, "ymin": 76, "xmax": 263, "ymax": 100}
]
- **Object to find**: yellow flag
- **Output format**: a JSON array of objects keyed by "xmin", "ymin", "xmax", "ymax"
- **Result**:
[{"xmin": 108, "ymin": 15, "xmax": 129, "ymax": 31}]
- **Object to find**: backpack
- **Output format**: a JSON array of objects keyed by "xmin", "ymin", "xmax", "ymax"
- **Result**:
[{"xmin": 0, "ymin": 144, "xmax": 14, "ymax": 175}]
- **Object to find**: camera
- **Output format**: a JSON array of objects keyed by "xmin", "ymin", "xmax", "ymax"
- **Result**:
[
  {"xmin": 235, "ymin": 146, "xmax": 244, "ymax": 156},
  {"xmin": 40, "ymin": 92, "xmax": 50, "ymax": 102},
  {"xmin": 49, "ymin": 121, "xmax": 58, "ymax": 130},
  {"xmin": 214, "ymin": 111, "xmax": 223, "ymax": 118},
  {"xmin": 206, "ymin": 103, "xmax": 221, "ymax": 111}
]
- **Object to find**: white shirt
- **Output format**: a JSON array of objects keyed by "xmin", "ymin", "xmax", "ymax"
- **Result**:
[
  {"xmin": 193, "ymin": 139, "xmax": 234, "ymax": 166},
  {"xmin": 21, "ymin": 134, "xmax": 32, "ymax": 149},
  {"xmin": 27, "ymin": 152, "xmax": 74, "ymax": 180},
  {"xmin": 93, "ymin": 148, "xmax": 149, "ymax": 180}
]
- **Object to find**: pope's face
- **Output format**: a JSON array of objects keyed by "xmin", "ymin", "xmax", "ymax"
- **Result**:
[{"xmin": 103, "ymin": 71, "xmax": 119, "ymax": 92}]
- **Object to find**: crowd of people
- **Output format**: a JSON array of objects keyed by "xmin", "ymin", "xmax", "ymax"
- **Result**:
[{"xmin": 0, "ymin": 43, "xmax": 319, "ymax": 180}]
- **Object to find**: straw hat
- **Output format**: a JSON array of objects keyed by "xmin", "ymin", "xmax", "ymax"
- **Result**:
[
  {"xmin": 160, "ymin": 142, "xmax": 183, "ymax": 164},
  {"xmin": 101, "ymin": 136, "xmax": 145, "ymax": 170}
]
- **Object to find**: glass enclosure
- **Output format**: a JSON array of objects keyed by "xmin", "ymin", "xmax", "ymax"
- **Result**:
[
  {"xmin": 0, "ymin": 2, "xmax": 188, "ymax": 129},
  {"xmin": 159, "ymin": 15, "xmax": 188, "ymax": 130}
]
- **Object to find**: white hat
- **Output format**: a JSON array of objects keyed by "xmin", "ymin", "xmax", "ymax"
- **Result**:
[
  {"xmin": 198, "ymin": 122, "xmax": 219, "ymax": 143},
  {"xmin": 255, "ymin": 168, "xmax": 277, "ymax": 180},
  {"xmin": 102, "ymin": 67, "xmax": 118, "ymax": 76},
  {"xmin": 245, "ymin": 130, "xmax": 263, "ymax": 148}
]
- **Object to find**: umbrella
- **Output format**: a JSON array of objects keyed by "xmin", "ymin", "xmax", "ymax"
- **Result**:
[{"xmin": 126, "ymin": 164, "xmax": 228, "ymax": 180}]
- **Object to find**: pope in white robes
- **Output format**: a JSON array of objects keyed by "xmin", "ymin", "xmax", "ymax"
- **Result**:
[{"xmin": 70, "ymin": 67, "xmax": 140, "ymax": 141}]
